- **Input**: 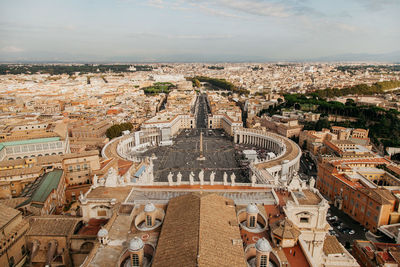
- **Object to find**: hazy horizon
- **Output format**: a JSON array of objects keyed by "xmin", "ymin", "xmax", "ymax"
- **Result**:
[{"xmin": 1, "ymin": 0, "xmax": 399, "ymax": 62}]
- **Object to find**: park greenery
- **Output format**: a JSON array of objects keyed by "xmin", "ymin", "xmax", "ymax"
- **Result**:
[
  {"xmin": 259, "ymin": 90, "xmax": 400, "ymax": 149},
  {"xmin": 0, "ymin": 64, "xmax": 153, "ymax": 75},
  {"xmin": 106, "ymin": 123, "xmax": 133, "ymax": 139},
  {"xmin": 187, "ymin": 76, "xmax": 250, "ymax": 95},
  {"xmin": 336, "ymin": 65, "xmax": 400, "ymax": 73},
  {"xmin": 143, "ymin": 82, "xmax": 176, "ymax": 95},
  {"xmin": 309, "ymin": 80, "xmax": 400, "ymax": 98},
  {"xmin": 207, "ymin": 66, "xmax": 224, "ymax": 70}
]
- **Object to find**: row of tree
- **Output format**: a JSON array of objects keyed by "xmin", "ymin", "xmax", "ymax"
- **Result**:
[
  {"xmin": 142, "ymin": 82, "xmax": 176, "ymax": 95},
  {"xmin": 0, "ymin": 64, "xmax": 153, "ymax": 75},
  {"xmin": 187, "ymin": 76, "xmax": 250, "ymax": 95},
  {"xmin": 282, "ymin": 94, "xmax": 400, "ymax": 148},
  {"xmin": 106, "ymin": 123, "xmax": 133, "ymax": 139},
  {"xmin": 309, "ymin": 80, "xmax": 400, "ymax": 98}
]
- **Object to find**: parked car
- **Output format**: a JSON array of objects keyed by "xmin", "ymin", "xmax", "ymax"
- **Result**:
[
  {"xmin": 337, "ymin": 223, "xmax": 347, "ymax": 230},
  {"xmin": 329, "ymin": 230, "xmax": 339, "ymax": 237},
  {"xmin": 342, "ymin": 228, "xmax": 355, "ymax": 235},
  {"xmin": 331, "ymin": 221, "xmax": 340, "ymax": 227},
  {"xmin": 328, "ymin": 216, "xmax": 338, "ymax": 222}
]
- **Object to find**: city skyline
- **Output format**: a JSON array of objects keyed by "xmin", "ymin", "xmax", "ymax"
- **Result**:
[{"xmin": 1, "ymin": 0, "xmax": 400, "ymax": 62}]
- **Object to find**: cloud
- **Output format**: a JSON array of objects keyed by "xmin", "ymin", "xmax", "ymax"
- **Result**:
[
  {"xmin": 213, "ymin": 0, "xmax": 291, "ymax": 18},
  {"xmin": 147, "ymin": 0, "xmax": 164, "ymax": 8},
  {"xmin": 130, "ymin": 32, "xmax": 235, "ymax": 40},
  {"xmin": 162, "ymin": 0, "xmax": 322, "ymax": 18},
  {"xmin": 1, "ymin": 46, "xmax": 24, "ymax": 53},
  {"xmin": 354, "ymin": 0, "xmax": 399, "ymax": 11}
]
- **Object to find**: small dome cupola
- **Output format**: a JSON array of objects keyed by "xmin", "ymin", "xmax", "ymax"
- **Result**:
[
  {"xmin": 255, "ymin": 238, "xmax": 272, "ymax": 267},
  {"xmin": 97, "ymin": 228, "xmax": 108, "ymax": 238},
  {"xmin": 97, "ymin": 228, "xmax": 109, "ymax": 245},
  {"xmin": 246, "ymin": 203, "xmax": 259, "ymax": 229},
  {"xmin": 129, "ymin": 237, "xmax": 144, "ymax": 252},
  {"xmin": 246, "ymin": 203, "xmax": 259, "ymax": 214},
  {"xmin": 144, "ymin": 203, "xmax": 156, "ymax": 227},
  {"xmin": 128, "ymin": 237, "xmax": 145, "ymax": 267},
  {"xmin": 256, "ymin": 238, "xmax": 272, "ymax": 253}
]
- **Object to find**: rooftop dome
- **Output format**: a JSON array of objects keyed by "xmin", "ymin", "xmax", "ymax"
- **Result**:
[
  {"xmin": 246, "ymin": 203, "xmax": 259, "ymax": 214},
  {"xmin": 144, "ymin": 203, "xmax": 156, "ymax": 213},
  {"xmin": 256, "ymin": 238, "xmax": 272, "ymax": 253},
  {"xmin": 129, "ymin": 237, "xmax": 144, "ymax": 252},
  {"xmin": 97, "ymin": 228, "xmax": 108, "ymax": 238}
]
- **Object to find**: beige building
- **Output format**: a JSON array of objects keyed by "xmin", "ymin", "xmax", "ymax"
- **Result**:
[
  {"xmin": 0, "ymin": 204, "xmax": 29, "ymax": 267},
  {"xmin": 69, "ymin": 120, "xmax": 111, "ymax": 138}
]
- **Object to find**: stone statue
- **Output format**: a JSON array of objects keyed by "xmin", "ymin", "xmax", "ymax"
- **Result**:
[
  {"xmin": 199, "ymin": 169, "xmax": 204, "ymax": 185},
  {"xmin": 309, "ymin": 177, "xmax": 315, "ymax": 189},
  {"xmin": 177, "ymin": 172, "xmax": 182, "ymax": 185},
  {"xmin": 223, "ymin": 172, "xmax": 228, "ymax": 186},
  {"xmin": 209, "ymin": 171, "xmax": 215, "ymax": 185},
  {"xmin": 189, "ymin": 171, "xmax": 195, "ymax": 185},
  {"xmin": 93, "ymin": 174, "xmax": 98, "ymax": 188},
  {"xmin": 105, "ymin": 167, "xmax": 118, "ymax": 187},
  {"xmin": 167, "ymin": 172, "xmax": 174, "ymax": 186},
  {"xmin": 251, "ymin": 174, "xmax": 257, "ymax": 187},
  {"xmin": 231, "ymin": 172, "xmax": 236, "ymax": 186}
]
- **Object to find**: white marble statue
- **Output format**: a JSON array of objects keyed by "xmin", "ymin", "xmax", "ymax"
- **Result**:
[
  {"xmin": 209, "ymin": 171, "xmax": 215, "ymax": 185},
  {"xmin": 223, "ymin": 172, "xmax": 228, "ymax": 185},
  {"xmin": 251, "ymin": 174, "xmax": 257, "ymax": 187},
  {"xmin": 199, "ymin": 169, "xmax": 204, "ymax": 185},
  {"xmin": 93, "ymin": 174, "xmax": 98, "ymax": 188},
  {"xmin": 309, "ymin": 177, "xmax": 315, "ymax": 189},
  {"xmin": 167, "ymin": 172, "xmax": 174, "ymax": 186},
  {"xmin": 105, "ymin": 167, "xmax": 119, "ymax": 187},
  {"xmin": 189, "ymin": 171, "xmax": 195, "ymax": 185},
  {"xmin": 231, "ymin": 172, "xmax": 236, "ymax": 186},
  {"xmin": 177, "ymin": 172, "xmax": 182, "ymax": 185}
]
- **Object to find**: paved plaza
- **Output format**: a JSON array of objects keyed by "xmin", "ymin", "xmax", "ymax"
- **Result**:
[{"xmin": 141, "ymin": 129, "xmax": 249, "ymax": 183}]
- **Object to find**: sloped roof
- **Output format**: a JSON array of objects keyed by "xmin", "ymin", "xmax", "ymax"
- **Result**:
[
  {"xmin": 152, "ymin": 193, "xmax": 247, "ymax": 267},
  {"xmin": 0, "ymin": 204, "xmax": 20, "ymax": 230},
  {"xmin": 18, "ymin": 169, "xmax": 63, "ymax": 206},
  {"xmin": 271, "ymin": 219, "xmax": 301, "ymax": 240},
  {"xmin": 323, "ymin": 236, "xmax": 345, "ymax": 255},
  {"xmin": 359, "ymin": 188, "xmax": 395, "ymax": 205},
  {"xmin": 27, "ymin": 216, "xmax": 79, "ymax": 236},
  {"xmin": 0, "ymin": 137, "xmax": 60, "ymax": 151}
]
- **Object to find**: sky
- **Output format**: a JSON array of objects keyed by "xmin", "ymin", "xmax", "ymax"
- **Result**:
[{"xmin": 0, "ymin": 0, "xmax": 399, "ymax": 62}]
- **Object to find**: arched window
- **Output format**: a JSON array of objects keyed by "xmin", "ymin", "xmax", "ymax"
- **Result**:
[
  {"xmin": 260, "ymin": 255, "xmax": 268, "ymax": 267},
  {"xmin": 146, "ymin": 215, "xmax": 152, "ymax": 227},
  {"xmin": 9, "ymin": 256, "xmax": 15, "ymax": 267},
  {"xmin": 249, "ymin": 216, "xmax": 256, "ymax": 228},
  {"xmin": 131, "ymin": 254, "xmax": 140, "ymax": 267}
]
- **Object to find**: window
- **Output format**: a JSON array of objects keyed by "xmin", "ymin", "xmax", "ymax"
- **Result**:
[
  {"xmin": 260, "ymin": 255, "xmax": 268, "ymax": 267},
  {"xmin": 68, "ymin": 166, "xmax": 73, "ymax": 172},
  {"xmin": 374, "ymin": 216, "xmax": 378, "ymax": 223},
  {"xmin": 300, "ymin": 217, "xmax": 309, "ymax": 223},
  {"xmin": 9, "ymin": 256, "xmax": 14, "ymax": 267},
  {"xmin": 146, "ymin": 215, "xmax": 152, "ymax": 227},
  {"xmin": 84, "ymin": 164, "xmax": 88, "ymax": 170},
  {"xmin": 131, "ymin": 254, "xmax": 140, "ymax": 267},
  {"xmin": 21, "ymin": 245, "xmax": 26, "ymax": 255},
  {"xmin": 376, "ymin": 206, "xmax": 380, "ymax": 211},
  {"xmin": 367, "ymin": 211, "xmax": 371, "ymax": 217},
  {"xmin": 97, "ymin": 210, "xmax": 107, "ymax": 217},
  {"xmin": 76, "ymin": 165, "xmax": 81, "ymax": 171},
  {"xmin": 249, "ymin": 216, "xmax": 256, "ymax": 228}
]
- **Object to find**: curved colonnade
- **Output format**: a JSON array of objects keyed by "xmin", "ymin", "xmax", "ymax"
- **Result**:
[
  {"xmin": 103, "ymin": 127, "xmax": 302, "ymax": 185},
  {"xmin": 233, "ymin": 128, "xmax": 301, "ymax": 184}
]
